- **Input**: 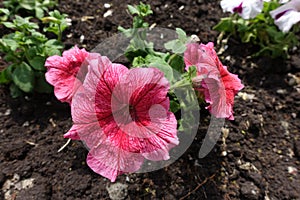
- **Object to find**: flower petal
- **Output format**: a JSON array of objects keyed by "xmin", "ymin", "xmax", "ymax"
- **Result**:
[
  {"xmin": 44, "ymin": 46, "xmax": 89, "ymax": 103},
  {"xmin": 87, "ymin": 144, "xmax": 144, "ymax": 182},
  {"xmin": 220, "ymin": 0, "xmax": 264, "ymax": 19},
  {"xmin": 68, "ymin": 55, "xmax": 179, "ymax": 181}
]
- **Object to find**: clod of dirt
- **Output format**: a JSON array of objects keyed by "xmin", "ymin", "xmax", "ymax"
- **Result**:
[
  {"xmin": 106, "ymin": 182, "xmax": 128, "ymax": 200},
  {"xmin": 0, "ymin": 173, "xmax": 5, "ymax": 187},
  {"xmin": 294, "ymin": 140, "xmax": 300, "ymax": 160},
  {"xmin": 2, "ymin": 174, "xmax": 35, "ymax": 200},
  {"xmin": 240, "ymin": 181, "xmax": 260, "ymax": 200}
]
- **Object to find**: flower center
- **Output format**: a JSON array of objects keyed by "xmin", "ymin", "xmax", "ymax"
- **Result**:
[
  {"xmin": 129, "ymin": 105, "xmax": 138, "ymax": 121},
  {"xmin": 233, "ymin": 2, "xmax": 243, "ymax": 14}
]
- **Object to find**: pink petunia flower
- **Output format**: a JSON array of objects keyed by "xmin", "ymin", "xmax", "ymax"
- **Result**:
[
  {"xmin": 220, "ymin": 0, "xmax": 266, "ymax": 19},
  {"xmin": 44, "ymin": 46, "xmax": 89, "ymax": 103},
  {"xmin": 270, "ymin": 0, "xmax": 300, "ymax": 33},
  {"xmin": 184, "ymin": 42, "xmax": 244, "ymax": 120},
  {"xmin": 65, "ymin": 53, "xmax": 178, "ymax": 182}
]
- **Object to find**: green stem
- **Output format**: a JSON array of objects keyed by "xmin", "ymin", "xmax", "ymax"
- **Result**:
[
  {"xmin": 170, "ymin": 79, "xmax": 191, "ymax": 91},
  {"xmin": 57, "ymin": 25, "xmax": 62, "ymax": 42}
]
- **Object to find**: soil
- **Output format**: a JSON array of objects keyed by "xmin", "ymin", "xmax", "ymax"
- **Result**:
[{"xmin": 1, "ymin": 0, "xmax": 300, "ymax": 200}]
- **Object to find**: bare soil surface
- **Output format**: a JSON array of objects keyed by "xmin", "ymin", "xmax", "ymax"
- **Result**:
[{"xmin": 0, "ymin": 0, "xmax": 300, "ymax": 199}]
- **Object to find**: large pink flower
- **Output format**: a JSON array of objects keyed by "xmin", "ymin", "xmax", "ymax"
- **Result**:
[
  {"xmin": 65, "ymin": 53, "xmax": 178, "ymax": 182},
  {"xmin": 44, "ymin": 46, "xmax": 89, "ymax": 103},
  {"xmin": 184, "ymin": 42, "xmax": 244, "ymax": 120}
]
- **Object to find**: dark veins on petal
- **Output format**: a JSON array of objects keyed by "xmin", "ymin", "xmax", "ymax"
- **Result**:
[{"xmin": 233, "ymin": 2, "xmax": 243, "ymax": 14}]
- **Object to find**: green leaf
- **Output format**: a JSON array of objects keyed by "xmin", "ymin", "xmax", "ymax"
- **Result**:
[
  {"xmin": 213, "ymin": 17, "xmax": 235, "ymax": 33},
  {"xmin": 168, "ymin": 54, "xmax": 185, "ymax": 73},
  {"xmin": 2, "ymin": 22, "xmax": 16, "ymax": 29},
  {"xmin": 176, "ymin": 28, "xmax": 187, "ymax": 42},
  {"xmin": 241, "ymin": 32, "xmax": 256, "ymax": 43},
  {"xmin": 164, "ymin": 40, "xmax": 186, "ymax": 54},
  {"xmin": 0, "ymin": 8, "xmax": 10, "ymax": 15},
  {"xmin": 0, "ymin": 8, "xmax": 10, "ymax": 21},
  {"xmin": 170, "ymin": 100, "xmax": 181, "ymax": 113},
  {"xmin": 128, "ymin": 5, "xmax": 139, "ymax": 15},
  {"xmin": 34, "ymin": 71, "xmax": 53, "ymax": 93},
  {"xmin": 45, "ymin": 39, "xmax": 63, "ymax": 56},
  {"xmin": 132, "ymin": 56, "xmax": 147, "ymax": 67},
  {"xmin": 0, "ymin": 66, "xmax": 12, "ymax": 84},
  {"xmin": 146, "ymin": 55, "xmax": 174, "ymax": 82},
  {"xmin": 10, "ymin": 83, "xmax": 23, "ymax": 98},
  {"xmin": 12, "ymin": 62, "xmax": 35, "ymax": 92},
  {"xmin": 0, "ymin": 38, "xmax": 19, "ymax": 51},
  {"xmin": 28, "ymin": 56, "xmax": 46, "ymax": 71},
  {"xmin": 35, "ymin": 7, "xmax": 44, "ymax": 19},
  {"xmin": 19, "ymin": 2, "xmax": 34, "ymax": 10},
  {"xmin": 187, "ymin": 66, "xmax": 197, "ymax": 79}
]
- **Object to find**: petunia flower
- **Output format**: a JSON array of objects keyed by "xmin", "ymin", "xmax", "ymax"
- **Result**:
[
  {"xmin": 220, "ymin": 0, "xmax": 265, "ymax": 19},
  {"xmin": 44, "ymin": 46, "xmax": 89, "ymax": 103},
  {"xmin": 65, "ymin": 53, "xmax": 178, "ymax": 182},
  {"xmin": 270, "ymin": 0, "xmax": 300, "ymax": 33},
  {"xmin": 184, "ymin": 42, "xmax": 244, "ymax": 120}
]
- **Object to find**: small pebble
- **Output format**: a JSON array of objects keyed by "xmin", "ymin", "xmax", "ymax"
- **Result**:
[
  {"xmin": 104, "ymin": 3, "xmax": 111, "ymax": 8},
  {"xmin": 80, "ymin": 35, "xmax": 85, "ymax": 43},
  {"xmin": 288, "ymin": 166, "xmax": 297, "ymax": 175},
  {"xmin": 179, "ymin": 5, "xmax": 184, "ymax": 11},
  {"xmin": 22, "ymin": 121, "xmax": 30, "ymax": 127},
  {"xmin": 240, "ymin": 181, "xmax": 260, "ymax": 200},
  {"xmin": 106, "ymin": 183, "xmax": 128, "ymax": 200},
  {"xmin": 221, "ymin": 151, "xmax": 227, "ymax": 157},
  {"xmin": 103, "ymin": 9, "xmax": 113, "ymax": 18}
]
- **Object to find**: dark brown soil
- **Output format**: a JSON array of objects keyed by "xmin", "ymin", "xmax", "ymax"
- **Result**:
[{"xmin": 0, "ymin": 0, "xmax": 300, "ymax": 200}]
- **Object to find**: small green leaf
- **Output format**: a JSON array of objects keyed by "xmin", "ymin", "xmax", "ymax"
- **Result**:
[
  {"xmin": 19, "ymin": 2, "xmax": 34, "ymax": 10},
  {"xmin": 213, "ymin": 17, "xmax": 235, "ymax": 33},
  {"xmin": 0, "ymin": 8, "xmax": 10, "ymax": 15},
  {"xmin": 0, "ymin": 67, "xmax": 12, "ymax": 84},
  {"xmin": 241, "ymin": 32, "xmax": 256, "ymax": 43},
  {"xmin": 12, "ymin": 62, "xmax": 35, "ymax": 92},
  {"xmin": 170, "ymin": 100, "xmax": 181, "ymax": 113},
  {"xmin": 132, "ymin": 56, "xmax": 147, "ymax": 67},
  {"xmin": 146, "ymin": 55, "xmax": 174, "ymax": 82},
  {"xmin": 164, "ymin": 40, "xmax": 186, "ymax": 54},
  {"xmin": 128, "ymin": 5, "xmax": 139, "ymax": 15},
  {"xmin": 2, "ymin": 22, "xmax": 16, "ymax": 29},
  {"xmin": 35, "ymin": 7, "xmax": 44, "ymax": 19},
  {"xmin": 1, "ymin": 38, "xmax": 19, "ymax": 51},
  {"xmin": 188, "ymin": 66, "xmax": 197, "ymax": 79},
  {"xmin": 10, "ymin": 83, "xmax": 23, "ymax": 98},
  {"xmin": 28, "ymin": 56, "xmax": 46, "ymax": 71},
  {"xmin": 168, "ymin": 54, "xmax": 185, "ymax": 73},
  {"xmin": 176, "ymin": 28, "xmax": 187, "ymax": 42}
]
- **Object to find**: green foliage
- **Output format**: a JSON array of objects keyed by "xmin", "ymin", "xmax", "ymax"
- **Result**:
[
  {"xmin": 41, "ymin": 10, "xmax": 71, "ymax": 42},
  {"xmin": 164, "ymin": 28, "xmax": 189, "ymax": 54},
  {"xmin": 117, "ymin": 3, "xmax": 202, "ymax": 132},
  {"xmin": 0, "ymin": 0, "xmax": 69, "ymax": 98},
  {"xmin": 3, "ymin": 0, "xmax": 57, "ymax": 19},
  {"xmin": 214, "ymin": 0, "xmax": 299, "ymax": 58},
  {"xmin": 0, "ymin": 8, "xmax": 10, "ymax": 22},
  {"xmin": 0, "ymin": 15, "xmax": 64, "ymax": 97},
  {"xmin": 118, "ymin": 2, "xmax": 155, "ymax": 62}
]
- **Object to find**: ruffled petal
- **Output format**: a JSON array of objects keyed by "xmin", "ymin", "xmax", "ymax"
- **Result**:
[
  {"xmin": 184, "ymin": 42, "xmax": 244, "ymax": 120},
  {"xmin": 220, "ymin": 0, "xmax": 263, "ymax": 19},
  {"xmin": 87, "ymin": 144, "xmax": 144, "ymax": 182},
  {"xmin": 68, "ymin": 54, "xmax": 178, "ymax": 181},
  {"xmin": 44, "ymin": 46, "xmax": 89, "ymax": 103}
]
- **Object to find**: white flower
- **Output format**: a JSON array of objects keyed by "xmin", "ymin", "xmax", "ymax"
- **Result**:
[
  {"xmin": 220, "ymin": 0, "xmax": 266, "ymax": 19},
  {"xmin": 270, "ymin": 0, "xmax": 300, "ymax": 32}
]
